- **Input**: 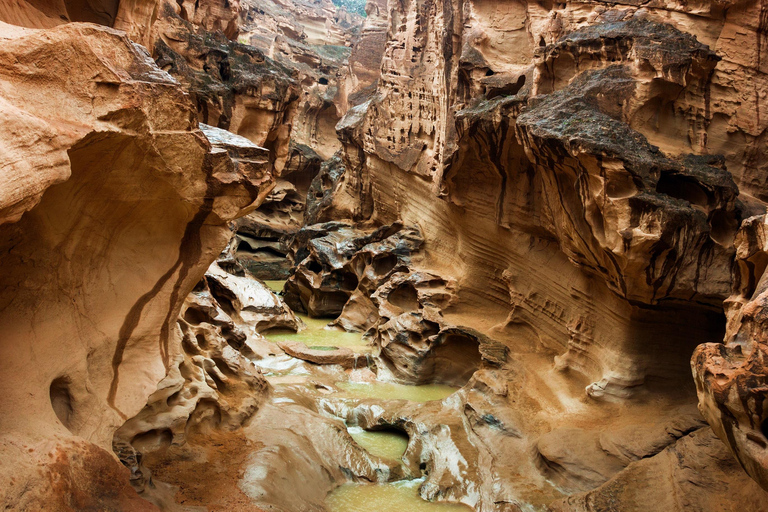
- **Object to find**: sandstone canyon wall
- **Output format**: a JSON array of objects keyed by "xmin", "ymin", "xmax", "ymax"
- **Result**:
[
  {"xmin": 0, "ymin": 2, "xmax": 290, "ymax": 508},
  {"xmin": 0, "ymin": 0, "xmax": 768, "ymax": 510},
  {"xmin": 329, "ymin": 0, "xmax": 754, "ymax": 399},
  {"xmin": 318, "ymin": 0, "xmax": 768, "ymax": 506}
]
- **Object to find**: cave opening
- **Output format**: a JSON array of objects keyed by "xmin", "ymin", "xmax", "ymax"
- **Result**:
[{"xmin": 64, "ymin": 0, "xmax": 120, "ymax": 25}]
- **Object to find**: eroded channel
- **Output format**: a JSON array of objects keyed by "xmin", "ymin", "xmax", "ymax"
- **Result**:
[{"xmin": 256, "ymin": 280, "xmax": 475, "ymax": 511}]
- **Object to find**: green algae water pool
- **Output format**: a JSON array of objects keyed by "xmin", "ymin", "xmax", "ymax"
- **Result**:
[
  {"xmin": 325, "ymin": 479, "xmax": 472, "ymax": 512},
  {"xmin": 337, "ymin": 381, "xmax": 458, "ymax": 402},
  {"xmin": 347, "ymin": 426, "xmax": 408, "ymax": 460},
  {"xmin": 264, "ymin": 313, "xmax": 371, "ymax": 351}
]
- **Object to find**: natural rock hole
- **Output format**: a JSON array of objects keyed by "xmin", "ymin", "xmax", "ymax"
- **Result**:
[
  {"xmin": 656, "ymin": 173, "xmax": 709, "ymax": 208},
  {"xmin": 50, "ymin": 377, "xmax": 75, "ymax": 431},
  {"xmin": 388, "ymin": 283, "xmax": 420, "ymax": 311},
  {"xmin": 63, "ymin": 0, "xmax": 120, "ymax": 25},
  {"xmin": 131, "ymin": 429, "xmax": 173, "ymax": 453}
]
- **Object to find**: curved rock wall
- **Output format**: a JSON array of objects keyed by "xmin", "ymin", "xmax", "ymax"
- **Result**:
[
  {"xmin": 0, "ymin": 21, "xmax": 277, "ymax": 509},
  {"xmin": 328, "ymin": 0, "xmax": 767, "ymax": 399}
]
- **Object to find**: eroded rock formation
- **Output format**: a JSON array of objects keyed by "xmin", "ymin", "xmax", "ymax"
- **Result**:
[
  {"xmin": 153, "ymin": 7, "xmax": 299, "ymax": 175},
  {"xmin": 114, "ymin": 257, "xmax": 301, "ymax": 507},
  {"xmin": 316, "ymin": 0, "xmax": 768, "ymax": 507},
  {"xmin": 0, "ymin": 20, "xmax": 276, "ymax": 509},
  {"xmin": 693, "ymin": 214, "xmax": 768, "ymax": 492},
  {"xmin": 1, "ymin": 0, "xmax": 768, "ymax": 508}
]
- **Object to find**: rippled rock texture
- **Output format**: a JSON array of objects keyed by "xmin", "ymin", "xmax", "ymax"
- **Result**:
[
  {"xmin": 238, "ymin": 0, "xmax": 365, "ymax": 160},
  {"xmin": 330, "ymin": 4, "xmax": 750, "ymax": 404},
  {"xmin": 1, "ymin": 0, "xmax": 768, "ymax": 509}
]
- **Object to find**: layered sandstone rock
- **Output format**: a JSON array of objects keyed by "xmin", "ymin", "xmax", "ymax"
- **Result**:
[
  {"xmin": 331, "ymin": 7, "xmax": 741, "ymax": 404},
  {"xmin": 152, "ymin": 7, "xmax": 299, "ymax": 174},
  {"xmin": 0, "ymin": 21, "xmax": 274, "ymax": 509},
  {"xmin": 336, "ymin": 0, "xmax": 388, "ymax": 114},
  {"xmin": 1, "ymin": 0, "xmax": 768, "ymax": 509},
  {"xmin": 238, "ymin": 0, "xmax": 364, "ymax": 159},
  {"xmin": 232, "ymin": 143, "xmax": 324, "ymax": 278},
  {"xmin": 223, "ymin": 0, "xmax": 370, "ymax": 281},
  {"xmin": 283, "ymin": 222, "xmax": 424, "ymax": 317},
  {"xmin": 549, "ymin": 427, "xmax": 767, "ymax": 512}
]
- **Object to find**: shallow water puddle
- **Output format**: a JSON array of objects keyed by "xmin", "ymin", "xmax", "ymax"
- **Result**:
[
  {"xmin": 337, "ymin": 381, "xmax": 458, "ymax": 402},
  {"xmin": 326, "ymin": 479, "xmax": 472, "ymax": 512},
  {"xmin": 264, "ymin": 313, "xmax": 371, "ymax": 351},
  {"xmin": 263, "ymin": 280, "xmax": 286, "ymax": 293},
  {"xmin": 347, "ymin": 426, "xmax": 408, "ymax": 460}
]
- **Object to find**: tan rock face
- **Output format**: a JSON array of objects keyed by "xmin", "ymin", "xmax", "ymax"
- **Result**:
[
  {"xmin": 114, "ymin": 258, "xmax": 302, "ymax": 505},
  {"xmin": 0, "ymin": 21, "xmax": 273, "ymax": 509},
  {"xmin": 0, "ymin": 0, "xmax": 243, "ymax": 49},
  {"xmin": 177, "ymin": 0, "xmax": 240, "ymax": 39},
  {"xmin": 2, "ymin": 0, "xmax": 768, "ymax": 508},
  {"xmin": 238, "ymin": 0, "xmax": 365, "ymax": 160},
  {"xmin": 549, "ymin": 427, "xmax": 767, "ymax": 511},
  {"xmin": 337, "ymin": 0, "xmax": 388, "ymax": 114}
]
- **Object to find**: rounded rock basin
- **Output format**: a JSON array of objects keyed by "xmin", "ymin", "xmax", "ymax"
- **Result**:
[
  {"xmin": 326, "ymin": 479, "xmax": 472, "ymax": 512},
  {"xmin": 337, "ymin": 382, "xmax": 458, "ymax": 402},
  {"xmin": 264, "ymin": 313, "xmax": 370, "ymax": 351},
  {"xmin": 347, "ymin": 426, "xmax": 408, "ymax": 460}
]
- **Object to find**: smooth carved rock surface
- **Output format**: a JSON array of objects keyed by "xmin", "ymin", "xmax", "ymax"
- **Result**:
[
  {"xmin": 283, "ymin": 220, "xmax": 510, "ymax": 389},
  {"xmin": 1, "ymin": 0, "xmax": 768, "ymax": 509},
  {"xmin": 239, "ymin": 0, "xmax": 365, "ymax": 160},
  {"xmin": 549, "ymin": 428, "xmax": 767, "ymax": 512},
  {"xmin": 0, "ymin": 0, "xmax": 242, "ymax": 47},
  {"xmin": 0, "ymin": 21, "xmax": 274, "ymax": 509},
  {"xmin": 277, "ymin": 340, "xmax": 368, "ymax": 368},
  {"xmin": 331, "ymin": 3, "xmax": 748, "ymax": 406}
]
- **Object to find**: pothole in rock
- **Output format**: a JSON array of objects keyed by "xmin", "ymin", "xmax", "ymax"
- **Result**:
[
  {"xmin": 325, "ymin": 478, "xmax": 473, "ymax": 512},
  {"xmin": 347, "ymin": 425, "xmax": 409, "ymax": 460},
  {"xmin": 50, "ymin": 376, "xmax": 75, "ymax": 432}
]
